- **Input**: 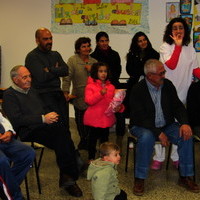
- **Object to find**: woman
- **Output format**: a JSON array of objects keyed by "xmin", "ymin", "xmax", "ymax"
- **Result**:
[
  {"xmin": 62, "ymin": 37, "xmax": 97, "ymax": 150},
  {"xmin": 153, "ymin": 17, "xmax": 200, "ymax": 170},
  {"xmin": 125, "ymin": 32, "xmax": 159, "ymax": 117},
  {"xmin": 126, "ymin": 31, "xmax": 160, "ymax": 86}
]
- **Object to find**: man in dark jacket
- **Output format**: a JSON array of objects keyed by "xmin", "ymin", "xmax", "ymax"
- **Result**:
[
  {"xmin": 129, "ymin": 59, "xmax": 199, "ymax": 195},
  {"xmin": 3, "ymin": 65, "xmax": 83, "ymax": 198}
]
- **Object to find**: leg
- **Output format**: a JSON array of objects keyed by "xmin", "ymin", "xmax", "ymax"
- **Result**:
[
  {"xmin": 99, "ymin": 127, "xmax": 109, "ymax": 144},
  {"xmin": 151, "ymin": 144, "xmax": 165, "ymax": 170},
  {"xmin": 74, "ymin": 106, "xmax": 89, "ymax": 150},
  {"xmin": 115, "ymin": 112, "xmax": 126, "ymax": 149},
  {"xmin": 163, "ymin": 123, "xmax": 193, "ymax": 176},
  {"xmin": 0, "ymin": 139, "xmax": 35, "ymax": 200},
  {"xmin": 130, "ymin": 126, "xmax": 155, "ymax": 179},
  {"xmin": 88, "ymin": 127, "xmax": 100, "ymax": 160}
]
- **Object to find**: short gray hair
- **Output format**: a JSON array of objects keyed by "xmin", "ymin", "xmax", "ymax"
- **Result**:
[
  {"xmin": 144, "ymin": 59, "xmax": 163, "ymax": 75},
  {"xmin": 10, "ymin": 65, "xmax": 23, "ymax": 80}
]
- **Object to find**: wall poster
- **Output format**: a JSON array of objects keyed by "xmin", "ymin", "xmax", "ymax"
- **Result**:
[{"xmin": 51, "ymin": 0, "xmax": 149, "ymax": 34}]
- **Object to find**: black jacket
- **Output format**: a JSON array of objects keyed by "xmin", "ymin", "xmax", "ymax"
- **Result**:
[{"xmin": 129, "ymin": 79, "xmax": 189, "ymax": 137}]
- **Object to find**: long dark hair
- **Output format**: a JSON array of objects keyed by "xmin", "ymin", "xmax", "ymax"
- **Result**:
[
  {"xmin": 128, "ymin": 31, "xmax": 152, "ymax": 55},
  {"xmin": 163, "ymin": 17, "xmax": 190, "ymax": 46},
  {"xmin": 90, "ymin": 62, "xmax": 110, "ymax": 81}
]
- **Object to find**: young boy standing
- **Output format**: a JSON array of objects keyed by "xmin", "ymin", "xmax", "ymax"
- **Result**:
[{"xmin": 87, "ymin": 142, "xmax": 127, "ymax": 200}]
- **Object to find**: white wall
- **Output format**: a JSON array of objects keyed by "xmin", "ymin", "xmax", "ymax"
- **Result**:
[{"xmin": 0, "ymin": 0, "xmax": 187, "ymax": 88}]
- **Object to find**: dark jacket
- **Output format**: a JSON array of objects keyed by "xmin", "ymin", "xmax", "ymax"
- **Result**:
[
  {"xmin": 25, "ymin": 47, "xmax": 68, "ymax": 93},
  {"xmin": 126, "ymin": 48, "xmax": 160, "ymax": 86},
  {"xmin": 91, "ymin": 47, "xmax": 121, "ymax": 88},
  {"xmin": 129, "ymin": 79, "xmax": 189, "ymax": 137},
  {"xmin": 187, "ymin": 81, "xmax": 200, "ymax": 128}
]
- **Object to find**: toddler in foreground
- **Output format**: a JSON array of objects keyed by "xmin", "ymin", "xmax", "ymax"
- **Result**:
[{"xmin": 87, "ymin": 142, "xmax": 127, "ymax": 200}]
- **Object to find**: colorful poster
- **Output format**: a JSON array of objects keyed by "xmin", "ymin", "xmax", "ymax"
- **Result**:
[{"xmin": 51, "ymin": 0, "xmax": 149, "ymax": 34}]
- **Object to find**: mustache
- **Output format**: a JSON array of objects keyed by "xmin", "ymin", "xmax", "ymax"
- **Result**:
[{"xmin": 46, "ymin": 43, "xmax": 52, "ymax": 47}]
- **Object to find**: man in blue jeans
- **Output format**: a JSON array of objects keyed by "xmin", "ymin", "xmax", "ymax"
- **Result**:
[
  {"xmin": 129, "ymin": 59, "xmax": 199, "ymax": 196},
  {"xmin": 0, "ymin": 112, "xmax": 35, "ymax": 200}
]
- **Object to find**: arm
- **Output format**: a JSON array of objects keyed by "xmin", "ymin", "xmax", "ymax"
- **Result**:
[
  {"xmin": 85, "ymin": 85, "xmax": 104, "ymax": 106},
  {"xmin": 25, "ymin": 50, "xmax": 68, "ymax": 84},
  {"xmin": 160, "ymin": 44, "xmax": 182, "ymax": 70},
  {"xmin": 2, "ymin": 90, "xmax": 44, "ymax": 130}
]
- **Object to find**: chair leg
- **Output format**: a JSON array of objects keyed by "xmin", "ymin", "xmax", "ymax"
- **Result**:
[
  {"xmin": 166, "ymin": 143, "xmax": 172, "ymax": 170},
  {"xmin": 125, "ymin": 137, "xmax": 130, "ymax": 172},
  {"xmin": 25, "ymin": 176, "xmax": 30, "ymax": 200},
  {"xmin": 34, "ymin": 158, "xmax": 42, "ymax": 194}
]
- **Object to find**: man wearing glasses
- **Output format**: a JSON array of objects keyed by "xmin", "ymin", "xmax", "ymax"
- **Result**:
[{"xmin": 129, "ymin": 59, "xmax": 199, "ymax": 196}]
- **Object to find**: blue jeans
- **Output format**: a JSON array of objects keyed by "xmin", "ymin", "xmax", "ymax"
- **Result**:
[
  {"xmin": 130, "ymin": 123, "xmax": 194, "ymax": 179},
  {"xmin": 0, "ymin": 138, "xmax": 35, "ymax": 200}
]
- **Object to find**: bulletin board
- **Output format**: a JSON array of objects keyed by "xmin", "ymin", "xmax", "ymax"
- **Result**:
[{"xmin": 51, "ymin": 0, "xmax": 149, "ymax": 34}]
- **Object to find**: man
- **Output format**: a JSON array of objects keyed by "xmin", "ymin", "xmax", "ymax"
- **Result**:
[
  {"xmin": 129, "ymin": 59, "xmax": 199, "ymax": 195},
  {"xmin": 2, "ymin": 65, "xmax": 83, "ymax": 197},
  {"xmin": 0, "ymin": 112, "xmax": 35, "ymax": 200},
  {"xmin": 25, "ymin": 27, "xmax": 69, "ymax": 128},
  {"xmin": 90, "ymin": 31, "xmax": 125, "ymax": 149}
]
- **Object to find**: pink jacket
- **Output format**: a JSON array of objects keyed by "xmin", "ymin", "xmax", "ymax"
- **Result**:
[{"xmin": 83, "ymin": 76, "xmax": 116, "ymax": 128}]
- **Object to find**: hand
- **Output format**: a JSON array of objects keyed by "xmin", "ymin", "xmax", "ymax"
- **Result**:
[
  {"xmin": 170, "ymin": 34, "xmax": 183, "ymax": 46},
  {"xmin": 179, "ymin": 124, "xmax": 192, "ymax": 141},
  {"xmin": 85, "ymin": 65, "xmax": 91, "ymax": 72},
  {"xmin": 43, "ymin": 67, "xmax": 49, "ymax": 72},
  {"xmin": 158, "ymin": 132, "xmax": 170, "ymax": 147},
  {"xmin": 100, "ymin": 88, "xmax": 107, "ymax": 95},
  {"xmin": 63, "ymin": 92, "xmax": 70, "ymax": 101},
  {"xmin": 44, "ymin": 112, "xmax": 59, "ymax": 124},
  {"xmin": 0, "ymin": 131, "xmax": 13, "ymax": 143}
]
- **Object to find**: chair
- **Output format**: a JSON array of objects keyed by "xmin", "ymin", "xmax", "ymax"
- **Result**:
[
  {"xmin": 125, "ymin": 134, "xmax": 172, "ymax": 172},
  {"xmin": 24, "ymin": 142, "xmax": 45, "ymax": 200}
]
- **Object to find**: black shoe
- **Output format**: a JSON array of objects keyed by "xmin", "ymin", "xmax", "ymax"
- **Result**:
[
  {"xmin": 64, "ymin": 183, "xmax": 83, "ymax": 197},
  {"xmin": 59, "ymin": 174, "xmax": 75, "ymax": 188}
]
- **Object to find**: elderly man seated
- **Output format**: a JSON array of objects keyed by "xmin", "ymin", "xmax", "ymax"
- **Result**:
[
  {"xmin": 129, "ymin": 59, "xmax": 199, "ymax": 196},
  {"xmin": 2, "ymin": 65, "xmax": 83, "ymax": 198}
]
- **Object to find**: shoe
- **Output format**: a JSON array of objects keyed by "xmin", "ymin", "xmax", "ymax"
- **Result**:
[
  {"xmin": 151, "ymin": 160, "xmax": 163, "ymax": 170},
  {"xmin": 178, "ymin": 177, "xmax": 200, "ymax": 193},
  {"xmin": 59, "ymin": 174, "xmax": 75, "ymax": 188},
  {"xmin": 172, "ymin": 160, "xmax": 179, "ymax": 169},
  {"xmin": 133, "ymin": 178, "xmax": 144, "ymax": 196},
  {"xmin": 64, "ymin": 183, "xmax": 83, "ymax": 197}
]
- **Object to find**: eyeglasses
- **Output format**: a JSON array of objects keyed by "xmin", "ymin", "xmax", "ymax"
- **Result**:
[
  {"xmin": 150, "ymin": 70, "xmax": 166, "ymax": 76},
  {"xmin": 172, "ymin": 26, "xmax": 184, "ymax": 31}
]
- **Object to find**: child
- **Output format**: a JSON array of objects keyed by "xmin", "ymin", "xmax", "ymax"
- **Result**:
[
  {"xmin": 83, "ymin": 62, "xmax": 124, "ymax": 161},
  {"xmin": 87, "ymin": 142, "xmax": 127, "ymax": 200}
]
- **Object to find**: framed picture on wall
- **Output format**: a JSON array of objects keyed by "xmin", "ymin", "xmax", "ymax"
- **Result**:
[
  {"xmin": 180, "ymin": 0, "xmax": 192, "ymax": 14},
  {"xmin": 181, "ymin": 14, "xmax": 193, "ymax": 32},
  {"xmin": 193, "ymin": 32, "xmax": 200, "ymax": 52},
  {"xmin": 166, "ymin": 2, "xmax": 180, "ymax": 22}
]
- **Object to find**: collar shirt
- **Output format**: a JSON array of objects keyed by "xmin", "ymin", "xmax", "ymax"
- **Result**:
[{"xmin": 146, "ymin": 78, "xmax": 166, "ymax": 128}]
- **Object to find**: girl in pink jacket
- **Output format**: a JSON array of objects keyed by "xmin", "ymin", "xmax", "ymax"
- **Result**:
[{"xmin": 84, "ymin": 62, "xmax": 124, "ymax": 161}]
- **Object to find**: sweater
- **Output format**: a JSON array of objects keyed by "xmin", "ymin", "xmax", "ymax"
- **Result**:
[
  {"xmin": 25, "ymin": 47, "xmax": 68, "ymax": 93},
  {"xmin": 62, "ymin": 54, "xmax": 97, "ymax": 110}
]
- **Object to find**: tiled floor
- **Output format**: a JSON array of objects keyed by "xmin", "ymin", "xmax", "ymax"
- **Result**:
[{"xmin": 21, "ymin": 118, "xmax": 200, "ymax": 200}]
